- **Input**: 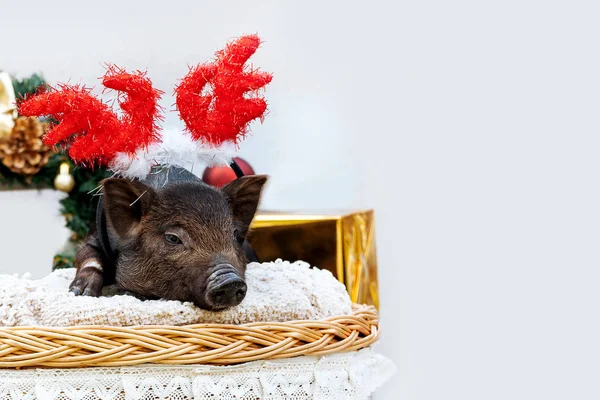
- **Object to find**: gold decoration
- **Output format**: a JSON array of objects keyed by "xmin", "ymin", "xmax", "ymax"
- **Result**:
[
  {"xmin": 0, "ymin": 116, "xmax": 52, "ymax": 175},
  {"xmin": 0, "ymin": 72, "xmax": 17, "ymax": 139},
  {"xmin": 54, "ymin": 162, "xmax": 75, "ymax": 193},
  {"xmin": 249, "ymin": 210, "xmax": 379, "ymax": 308}
]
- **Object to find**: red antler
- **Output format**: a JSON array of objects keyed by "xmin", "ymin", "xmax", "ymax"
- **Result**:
[
  {"xmin": 18, "ymin": 67, "xmax": 163, "ymax": 166},
  {"xmin": 175, "ymin": 34, "xmax": 272, "ymax": 146}
]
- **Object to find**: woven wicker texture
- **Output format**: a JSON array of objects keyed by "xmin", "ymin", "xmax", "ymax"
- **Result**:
[{"xmin": 0, "ymin": 304, "xmax": 378, "ymax": 368}]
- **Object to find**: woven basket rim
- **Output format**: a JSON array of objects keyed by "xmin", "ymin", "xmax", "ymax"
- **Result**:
[{"xmin": 0, "ymin": 303, "xmax": 379, "ymax": 369}]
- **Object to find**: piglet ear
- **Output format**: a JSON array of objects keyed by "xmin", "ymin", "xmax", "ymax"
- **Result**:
[
  {"xmin": 221, "ymin": 175, "xmax": 268, "ymax": 237},
  {"xmin": 101, "ymin": 178, "xmax": 155, "ymax": 238}
]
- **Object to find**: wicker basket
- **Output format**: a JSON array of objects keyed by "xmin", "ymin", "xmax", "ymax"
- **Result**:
[{"xmin": 0, "ymin": 304, "xmax": 379, "ymax": 369}]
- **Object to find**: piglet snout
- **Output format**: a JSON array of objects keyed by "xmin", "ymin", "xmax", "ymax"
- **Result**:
[{"xmin": 205, "ymin": 264, "xmax": 247, "ymax": 309}]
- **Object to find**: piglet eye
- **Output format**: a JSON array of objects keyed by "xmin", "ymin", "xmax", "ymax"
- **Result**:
[
  {"xmin": 164, "ymin": 233, "xmax": 182, "ymax": 245},
  {"xmin": 233, "ymin": 229, "xmax": 244, "ymax": 245}
]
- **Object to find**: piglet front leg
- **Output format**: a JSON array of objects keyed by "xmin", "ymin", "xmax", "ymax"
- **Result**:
[{"xmin": 70, "ymin": 234, "xmax": 105, "ymax": 297}]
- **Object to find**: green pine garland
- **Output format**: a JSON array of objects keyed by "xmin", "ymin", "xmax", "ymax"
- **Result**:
[
  {"xmin": 2, "ymin": 73, "xmax": 110, "ymax": 269},
  {"xmin": 11, "ymin": 74, "xmax": 47, "ymax": 99}
]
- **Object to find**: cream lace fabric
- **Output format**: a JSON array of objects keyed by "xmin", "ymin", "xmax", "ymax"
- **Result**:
[{"xmin": 0, "ymin": 348, "xmax": 395, "ymax": 400}]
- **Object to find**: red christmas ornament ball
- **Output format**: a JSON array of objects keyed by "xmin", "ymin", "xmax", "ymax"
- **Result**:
[{"xmin": 202, "ymin": 157, "xmax": 255, "ymax": 188}]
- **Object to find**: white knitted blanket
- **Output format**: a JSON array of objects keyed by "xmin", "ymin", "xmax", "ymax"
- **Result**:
[{"xmin": 0, "ymin": 260, "xmax": 352, "ymax": 327}]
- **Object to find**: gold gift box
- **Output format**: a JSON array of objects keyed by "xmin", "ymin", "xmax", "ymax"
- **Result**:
[{"xmin": 248, "ymin": 210, "xmax": 379, "ymax": 308}]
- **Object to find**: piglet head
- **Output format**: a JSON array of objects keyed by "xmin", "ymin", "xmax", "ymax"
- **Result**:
[{"xmin": 101, "ymin": 175, "xmax": 267, "ymax": 310}]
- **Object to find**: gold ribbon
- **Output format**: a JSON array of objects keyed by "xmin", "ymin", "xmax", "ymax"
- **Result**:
[{"xmin": 0, "ymin": 72, "xmax": 17, "ymax": 139}]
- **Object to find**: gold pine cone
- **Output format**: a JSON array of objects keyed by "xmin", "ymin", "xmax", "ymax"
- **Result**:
[{"xmin": 0, "ymin": 116, "xmax": 52, "ymax": 175}]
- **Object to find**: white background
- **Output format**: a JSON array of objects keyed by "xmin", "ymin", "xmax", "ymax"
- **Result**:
[{"xmin": 2, "ymin": 1, "xmax": 600, "ymax": 399}]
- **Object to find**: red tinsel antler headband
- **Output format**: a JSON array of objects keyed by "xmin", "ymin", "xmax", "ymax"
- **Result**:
[
  {"xmin": 18, "ymin": 34, "xmax": 272, "ymax": 176},
  {"xmin": 176, "ymin": 34, "xmax": 272, "ymax": 146},
  {"xmin": 18, "ymin": 66, "xmax": 163, "ymax": 166}
]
